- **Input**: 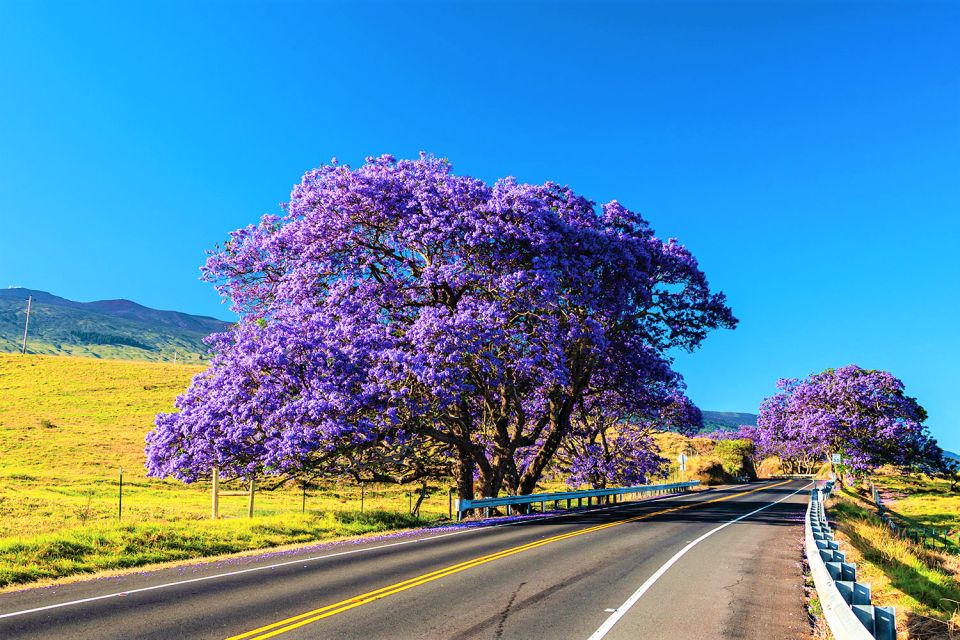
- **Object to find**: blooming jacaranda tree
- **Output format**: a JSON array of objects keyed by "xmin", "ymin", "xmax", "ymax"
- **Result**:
[
  {"xmin": 702, "ymin": 425, "xmax": 758, "ymax": 442},
  {"xmin": 146, "ymin": 154, "xmax": 736, "ymax": 500},
  {"xmin": 756, "ymin": 365, "xmax": 940, "ymax": 478}
]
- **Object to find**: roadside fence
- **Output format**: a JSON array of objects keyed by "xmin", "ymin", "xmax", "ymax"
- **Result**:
[
  {"xmin": 454, "ymin": 481, "xmax": 700, "ymax": 521},
  {"xmin": 869, "ymin": 481, "xmax": 959, "ymax": 553}
]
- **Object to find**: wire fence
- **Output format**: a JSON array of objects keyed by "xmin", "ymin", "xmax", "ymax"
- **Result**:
[{"xmin": 870, "ymin": 481, "xmax": 960, "ymax": 553}]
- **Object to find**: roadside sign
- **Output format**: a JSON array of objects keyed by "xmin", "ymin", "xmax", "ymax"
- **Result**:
[
  {"xmin": 678, "ymin": 453, "xmax": 688, "ymax": 471},
  {"xmin": 831, "ymin": 453, "xmax": 842, "ymax": 465}
]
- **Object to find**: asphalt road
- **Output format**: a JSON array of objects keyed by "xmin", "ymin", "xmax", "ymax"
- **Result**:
[{"xmin": 0, "ymin": 479, "xmax": 813, "ymax": 640}]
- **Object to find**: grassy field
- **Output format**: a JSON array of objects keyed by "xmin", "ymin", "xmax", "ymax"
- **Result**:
[
  {"xmin": 873, "ymin": 471, "xmax": 960, "ymax": 533},
  {"xmin": 0, "ymin": 354, "xmax": 458, "ymax": 587},
  {"xmin": 0, "ymin": 353, "xmax": 743, "ymax": 589},
  {"xmin": 828, "ymin": 478, "xmax": 960, "ymax": 639}
]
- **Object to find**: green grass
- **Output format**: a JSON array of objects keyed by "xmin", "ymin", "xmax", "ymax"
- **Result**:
[
  {"xmin": 0, "ymin": 353, "xmax": 714, "ymax": 589},
  {"xmin": 829, "ymin": 486, "xmax": 960, "ymax": 638},
  {"xmin": 872, "ymin": 471, "xmax": 960, "ymax": 532},
  {"xmin": 0, "ymin": 510, "xmax": 424, "ymax": 587},
  {"xmin": 1, "ymin": 339, "xmax": 210, "ymax": 364},
  {"xmin": 0, "ymin": 354, "xmax": 453, "ymax": 588}
]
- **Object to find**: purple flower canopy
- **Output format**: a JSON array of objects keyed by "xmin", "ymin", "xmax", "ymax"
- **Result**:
[
  {"xmin": 756, "ymin": 365, "xmax": 939, "ymax": 473},
  {"xmin": 702, "ymin": 425, "xmax": 758, "ymax": 443},
  {"xmin": 146, "ymin": 154, "xmax": 736, "ymax": 498}
]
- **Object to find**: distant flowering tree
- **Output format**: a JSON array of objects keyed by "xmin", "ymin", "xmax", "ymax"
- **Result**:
[
  {"xmin": 146, "ymin": 154, "xmax": 736, "ymax": 500},
  {"xmin": 756, "ymin": 365, "xmax": 940, "ymax": 478}
]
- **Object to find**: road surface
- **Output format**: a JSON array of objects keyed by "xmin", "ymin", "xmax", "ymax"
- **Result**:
[{"xmin": 0, "ymin": 479, "xmax": 812, "ymax": 639}]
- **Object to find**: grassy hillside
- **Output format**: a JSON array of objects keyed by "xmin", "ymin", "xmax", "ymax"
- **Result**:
[
  {"xmin": 0, "ymin": 354, "xmax": 203, "ymax": 485},
  {"xmin": 0, "ymin": 354, "xmax": 447, "ymax": 587},
  {"xmin": 0, "ymin": 353, "xmax": 755, "ymax": 588},
  {"xmin": 0, "ymin": 288, "xmax": 229, "ymax": 363},
  {"xmin": 873, "ymin": 471, "xmax": 960, "ymax": 535},
  {"xmin": 700, "ymin": 410, "xmax": 757, "ymax": 431}
]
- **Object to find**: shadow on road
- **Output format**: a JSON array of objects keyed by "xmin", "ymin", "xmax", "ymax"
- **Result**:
[{"xmin": 465, "ymin": 483, "xmax": 810, "ymax": 531}]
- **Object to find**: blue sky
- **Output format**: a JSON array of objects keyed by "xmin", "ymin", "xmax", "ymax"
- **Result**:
[{"xmin": 1, "ymin": 2, "xmax": 957, "ymax": 450}]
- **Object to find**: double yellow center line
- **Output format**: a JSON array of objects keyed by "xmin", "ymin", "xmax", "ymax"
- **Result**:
[{"xmin": 227, "ymin": 480, "xmax": 792, "ymax": 640}]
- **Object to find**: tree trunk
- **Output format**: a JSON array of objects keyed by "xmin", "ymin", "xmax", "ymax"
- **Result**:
[{"xmin": 517, "ymin": 402, "xmax": 573, "ymax": 495}]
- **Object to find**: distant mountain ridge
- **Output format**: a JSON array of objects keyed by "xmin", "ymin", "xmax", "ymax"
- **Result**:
[
  {"xmin": 701, "ymin": 410, "xmax": 757, "ymax": 432},
  {"xmin": 0, "ymin": 288, "xmax": 231, "ymax": 362}
]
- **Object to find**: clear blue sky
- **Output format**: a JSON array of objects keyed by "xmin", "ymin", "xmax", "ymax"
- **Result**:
[{"xmin": 1, "ymin": 2, "xmax": 957, "ymax": 451}]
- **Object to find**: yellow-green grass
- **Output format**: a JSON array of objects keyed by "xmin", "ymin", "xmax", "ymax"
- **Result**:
[
  {"xmin": 3, "ymin": 340, "xmax": 209, "ymax": 364},
  {"xmin": 0, "ymin": 510, "xmax": 424, "ymax": 589},
  {"xmin": 872, "ymin": 470, "xmax": 960, "ymax": 532},
  {"xmin": 0, "ymin": 353, "xmax": 716, "ymax": 588},
  {"xmin": 829, "ymin": 487, "xmax": 960, "ymax": 638},
  {"xmin": 0, "ymin": 354, "xmax": 453, "ymax": 587}
]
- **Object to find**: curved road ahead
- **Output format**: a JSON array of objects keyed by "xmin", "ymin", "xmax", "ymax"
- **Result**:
[{"xmin": 0, "ymin": 479, "xmax": 812, "ymax": 640}]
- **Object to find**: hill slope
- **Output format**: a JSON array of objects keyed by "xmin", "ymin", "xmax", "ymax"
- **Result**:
[
  {"xmin": 0, "ymin": 288, "xmax": 231, "ymax": 362},
  {"xmin": 701, "ymin": 410, "xmax": 757, "ymax": 431}
]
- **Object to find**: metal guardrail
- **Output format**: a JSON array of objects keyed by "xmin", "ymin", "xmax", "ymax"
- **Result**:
[
  {"xmin": 806, "ymin": 482, "xmax": 896, "ymax": 640},
  {"xmin": 454, "ymin": 481, "xmax": 700, "ymax": 521}
]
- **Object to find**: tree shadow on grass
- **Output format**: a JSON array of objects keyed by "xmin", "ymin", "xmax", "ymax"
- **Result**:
[{"xmin": 831, "ymin": 494, "xmax": 960, "ymax": 638}]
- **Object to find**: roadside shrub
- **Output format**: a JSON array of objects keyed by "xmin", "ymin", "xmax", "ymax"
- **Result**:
[
  {"xmin": 714, "ymin": 439, "xmax": 756, "ymax": 479},
  {"xmin": 757, "ymin": 456, "xmax": 783, "ymax": 478},
  {"xmin": 688, "ymin": 438, "xmax": 716, "ymax": 456}
]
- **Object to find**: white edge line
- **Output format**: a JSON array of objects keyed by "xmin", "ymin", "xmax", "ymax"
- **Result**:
[
  {"xmin": 0, "ymin": 484, "xmax": 733, "ymax": 620},
  {"xmin": 586, "ymin": 481, "xmax": 812, "ymax": 640}
]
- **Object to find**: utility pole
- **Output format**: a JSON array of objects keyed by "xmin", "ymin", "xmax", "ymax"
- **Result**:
[{"xmin": 20, "ymin": 295, "xmax": 32, "ymax": 354}]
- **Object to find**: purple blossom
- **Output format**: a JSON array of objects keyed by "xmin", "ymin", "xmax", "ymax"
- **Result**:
[
  {"xmin": 702, "ymin": 425, "xmax": 758, "ymax": 442},
  {"xmin": 146, "ymin": 154, "xmax": 736, "ymax": 499},
  {"xmin": 755, "ymin": 365, "xmax": 938, "ymax": 474}
]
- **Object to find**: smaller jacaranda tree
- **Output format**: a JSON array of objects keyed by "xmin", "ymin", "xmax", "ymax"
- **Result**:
[{"xmin": 756, "ymin": 365, "xmax": 942, "ymax": 479}]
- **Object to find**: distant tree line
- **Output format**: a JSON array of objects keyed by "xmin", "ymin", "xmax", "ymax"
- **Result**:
[{"xmin": 70, "ymin": 330, "xmax": 152, "ymax": 351}]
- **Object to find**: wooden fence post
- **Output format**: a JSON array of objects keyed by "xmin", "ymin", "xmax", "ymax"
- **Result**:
[
  {"xmin": 247, "ymin": 476, "xmax": 256, "ymax": 518},
  {"xmin": 211, "ymin": 468, "xmax": 219, "ymax": 519}
]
